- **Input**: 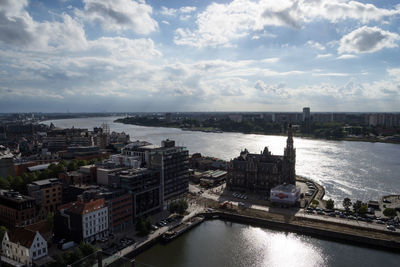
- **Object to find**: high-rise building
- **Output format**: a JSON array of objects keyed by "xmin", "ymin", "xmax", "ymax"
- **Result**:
[{"xmin": 302, "ymin": 107, "xmax": 311, "ymax": 121}]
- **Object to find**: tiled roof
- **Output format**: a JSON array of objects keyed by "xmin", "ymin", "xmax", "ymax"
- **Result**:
[
  {"xmin": 61, "ymin": 198, "xmax": 105, "ymax": 215},
  {"xmin": 8, "ymin": 228, "xmax": 37, "ymax": 248}
]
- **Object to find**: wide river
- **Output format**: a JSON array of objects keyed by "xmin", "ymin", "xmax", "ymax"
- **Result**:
[
  {"xmin": 44, "ymin": 117, "xmax": 400, "ymax": 266},
  {"xmin": 44, "ymin": 116, "xmax": 400, "ymax": 204}
]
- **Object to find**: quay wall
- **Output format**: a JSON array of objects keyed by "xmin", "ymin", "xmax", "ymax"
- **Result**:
[{"xmin": 205, "ymin": 212, "xmax": 400, "ymax": 252}]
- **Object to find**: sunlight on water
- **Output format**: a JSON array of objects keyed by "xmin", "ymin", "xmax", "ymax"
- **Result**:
[{"xmin": 241, "ymin": 227, "xmax": 326, "ymax": 267}]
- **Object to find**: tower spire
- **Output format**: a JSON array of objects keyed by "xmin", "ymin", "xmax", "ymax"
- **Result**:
[{"xmin": 286, "ymin": 124, "xmax": 293, "ymax": 149}]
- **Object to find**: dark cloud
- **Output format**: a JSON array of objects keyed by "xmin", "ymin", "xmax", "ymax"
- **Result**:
[{"xmin": 0, "ymin": 11, "xmax": 34, "ymax": 46}]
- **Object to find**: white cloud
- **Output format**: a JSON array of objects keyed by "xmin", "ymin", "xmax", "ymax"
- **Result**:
[
  {"xmin": 338, "ymin": 26, "xmax": 400, "ymax": 54},
  {"xmin": 179, "ymin": 6, "xmax": 197, "ymax": 14},
  {"xmin": 387, "ymin": 68, "xmax": 400, "ymax": 81},
  {"xmin": 316, "ymin": 54, "xmax": 332, "ymax": 59},
  {"xmin": 174, "ymin": 0, "xmax": 400, "ymax": 48},
  {"xmin": 160, "ymin": 6, "xmax": 176, "ymax": 16},
  {"xmin": 337, "ymin": 54, "xmax": 357, "ymax": 59},
  {"xmin": 82, "ymin": 0, "xmax": 158, "ymax": 34},
  {"xmin": 307, "ymin": 41, "xmax": 325, "ymax": 50}
]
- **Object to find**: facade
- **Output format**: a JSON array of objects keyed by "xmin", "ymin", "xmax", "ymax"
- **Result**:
[
  {"xmin": 119, "ymin": 168, "xmax": 162, "ymax": 218},
  {"xmin": 80, "ymin": 187, "xmax": 132, "ymax": 232},
  {"xmin": 302, "ymin": 107, "xmax": 311, "ymax": 121},
  {"xmin": 148, "ymin": 140, "xmax": 189, "ymax": 202},
  {"xmin": 0, "ymin": 190, "xmax": 37, "ymax": 229},
  {"xmin": 55, "ymin": 198, "xmax": 108, "ymax": 243},
  {"xmin": 27, "ymin": 178, "xmax": 62, "ymax": 218},
  {"xmin": 2, "ymin": 229, "xmax": 47, "ymax": 267},
  {"xmin": 121, "ymin": 139, "xmax": 189, "ymax": 203},
  {"xmin": 227, "ymin": 125, "xmax": 296, "ymax": 195},
  {"xmin": 0, "ymin": 154, "xmax": 14, "ymax": 178},
  {"xmin": 270, "ymin": 184, "xmax": 300, "ymax": 205}
]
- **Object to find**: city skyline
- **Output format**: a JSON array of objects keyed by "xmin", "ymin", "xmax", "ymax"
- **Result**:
[{"xmin": 1, "ymin": 0, "xmax": 400, "ymax": 112}]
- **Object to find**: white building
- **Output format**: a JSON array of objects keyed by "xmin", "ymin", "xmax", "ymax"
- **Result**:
[
  {"xmin": 109, "ymin": 154, "xmax": 141, "ymax": 168},
  {"xmin": 82, "ymin": 201, "xmax": 109, "ymax": 243},
  {"xmin": 270, "ymin": 184, "xmax": 300, "ymax": 206},
  {"xmin": 2, "ymin": 229, "xmax": 47, "ymax": 267}
]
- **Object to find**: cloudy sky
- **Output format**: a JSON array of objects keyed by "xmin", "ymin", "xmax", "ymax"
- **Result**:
[{"xmin": 0, "ymin": 0, "xmax": 400, "ymax": 112}]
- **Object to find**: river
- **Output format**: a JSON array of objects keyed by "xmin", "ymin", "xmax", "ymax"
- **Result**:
[
  {"xmin": 43, "ymin": 116, "xmax": 400, "ymax": 204},
  {"xmin": 135, "ymin": 220, "xmax": 400, "ymax": 267}
]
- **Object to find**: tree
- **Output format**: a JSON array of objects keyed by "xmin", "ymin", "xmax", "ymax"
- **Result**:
[
  {"xmin": 383, "ymin": 208, "xmax": 397, "ymax": 218},
  {"xmin": 353, "ymin": 200, "xmax": 362, "ymax": 213},
  {"xmin": 0, "ymin": 226, "xmax": 7, "ymax": 244},
  {"xmin": 359, "ymin": 204, "xmax": 368, "ymax": 214},
  {"xmin": 326, "ymin": 199, "xmax": 334, "ymax": 210},
  {"xmin": 67, "ymin": 161, "xmax": 78, "ymax": 171},
  {"xmin": 79, "ymin": 242, "xmax": 96, "ymax": 256},
  {"xmin": 47, "ymin": 212, "xmax": 54, "ymax": 231},
  {"xmin": 169, "ymin": 199, "xmax": 189, "ymax": 215},
  {"xmin": 135, "ymin": 217, "xmax": 150, "ymax": 236},
  {"xmin": 343, "ymin": 198, "xmax": 352, "ymax": 212},
  {"xmin": 0, "ymin": 177, "xmax": 10, "ymax": 189}
]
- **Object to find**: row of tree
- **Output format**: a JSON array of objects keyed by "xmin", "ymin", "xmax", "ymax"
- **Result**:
[
  {"xmin": 326, "ymin": 198, "xmax": 398, "ymax": 218},
  {"xmin": 48, "ymin": 242, "xmax": 97, "ymax": 267},
  {"xmin": 0, "ymin": 158, "xmax": 101, "ymax": 194}
]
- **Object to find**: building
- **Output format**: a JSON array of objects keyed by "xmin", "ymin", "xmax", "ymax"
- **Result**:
[
  {"xmin": 80, "ymin": 187, "xmax": 132, "ymax": 232},
  {"xmin": 227, "ymin": 125, "xmax": 296, "ymax": 195},
  {"xmin": 270, "ymin": 184, "xmax": 300, "ymax": 206},
  {"xmin": 2, "ymin": 228, "xmax": 48, "ymax": 267},
  {"xmin": 0, "ymin": 148, "xmax": 14, "ymax": 178},
  {"xmin": 0, "ymin": 190, "xmax": 37, "ymax": 229},
  {"xmin": 302, "ymin": 107, "xmax": 311, "ymax": 121},
  {"xmin": 147, "ymin": 140, "xmax": 189, "ymax": 203},
  {"xmin": 55, "ymin": 198, "xmax": 108, "ymax": 243},
  {"xmin": 118, "ymin": 168, "xmax": 162, "ymax": 218},
  {"xmin": 27, "ymin": 178, "xmax": 62, "ymax": 219},
  {"xmin": 121, "ymin": 139, "xmax": 189, "ymax": 204}
]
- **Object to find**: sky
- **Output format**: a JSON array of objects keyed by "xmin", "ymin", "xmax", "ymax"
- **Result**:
[{"xmin": 0, "ymin": 0, "xmax": 400, "ymax": 112}]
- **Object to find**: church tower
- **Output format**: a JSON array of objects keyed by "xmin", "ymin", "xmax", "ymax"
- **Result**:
[{"xmin": 284, "ymin": 124, "xmax": 296, "ymax": 184}]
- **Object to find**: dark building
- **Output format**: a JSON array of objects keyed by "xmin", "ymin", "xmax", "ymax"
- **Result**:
[
  {"xmin": 27, "ymin": 178, "xmax": 62, "ymax": 215},
  {"xmin": 148, "ymin": 140, "xmax": 189, "ymax": 203},
  {"xmin": 121, "ymin": 139, "xmax": 189, "ymax": 204},
  {"xmin": 0, "ymin": 190, "xmax": 37, "ymax": 229},
  {"xmin": 118, "ymin": 168, "xmax": 162, "ymax": 219},
  {"xmin": 227, "ymin": 125, "xmax": 296, "ymax": 195},
  {"xmin": 80, "ymin": 186, "xmax": 132, "ymax": 232}
]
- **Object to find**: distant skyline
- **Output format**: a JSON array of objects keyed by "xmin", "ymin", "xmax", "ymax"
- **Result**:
[{"xmin": 0, "ymin": 0, "xmax": 400, "ymax": 112}]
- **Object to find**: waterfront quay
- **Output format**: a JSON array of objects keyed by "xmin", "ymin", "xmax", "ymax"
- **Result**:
[{"xmin": 97, "ymin": 182, "xmax": 400, "ymax": 267}]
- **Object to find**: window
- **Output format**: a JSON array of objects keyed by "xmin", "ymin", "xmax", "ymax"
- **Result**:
[
  {"xmin": 42, "ymin": 248, "xmax": 46, "ymax": 254},
  {"xmin": 33, "ymin": 251, "xmax": 36, "ymax": 257}
]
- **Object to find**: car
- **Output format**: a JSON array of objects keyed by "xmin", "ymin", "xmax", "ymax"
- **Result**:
[
  {"xmin": 306, "ymin": 210, "xmax": 315, "ymax": 214},
  {"xmin": 238, "ymin": 202, "xmax": 245, "ymax": 207},
  {"xmin": 376, "ymin": 220, "xmax": 385, "ymax": 224},
  {"xmin": 243, "ymin": 195, "xmax": 248, "ymax": 200},
  {"xmin": 305, "ymin": 192, "xmax": 313, "ymax": 196},
  {"xmin": 317, "ymin": 211, "xmax": 324, "ymax": 215},
  {"xmin": 328, "ymin": 212, "xmax": 336, "ymax": 217},
  {"xmin": 151, "ymin": 225, "xmax": 158, "ymax": 230},
  {"xmin": 339, "ymin": 214, "xmax": 347, "ymax": 219},
  {"xmin": 387, "ymin": 225, "xmax": 396, "ymax": 231}
]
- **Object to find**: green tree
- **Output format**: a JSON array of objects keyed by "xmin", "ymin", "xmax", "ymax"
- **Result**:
[
  {"xmin": 343, "ymin": 198, "xmax": 352, "ymax": 212},
  {"xmin": 169, "ymin": 199, "xmax": 189, "ymax": 215},
  {"xmin": 79, "ymin": 242, "xmax": 96, "ymax": 256},
  {"xmin": 0, "ymin": 177, "xmax": 10, "ymax": 189},
  {"xmin": 383, "ymin": 208, "xmax": 397, "ymax": 218},
  {"xmin": 326, "ymin": 199, "xmax": 335, "ymax": 210},
  {"xmin": 353, "ymin": 200, "xmax": 362, "ymax": 213},
  {"xmin": 67, "ymin": 161, "xmax": 78, "ymax": 171},
  {"xmin": 0, "ymin": 226, "xmax": 7, "ymax": 244},
  {"xmin": 47, "ymin": 212, "xmax": 54, "ymax": 231},
  {"xmin": 359, "ymin": 204, "xmax": 368, "ymax": 214}
]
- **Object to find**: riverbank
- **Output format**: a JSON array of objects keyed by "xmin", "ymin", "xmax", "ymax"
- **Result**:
[{"xmin": 114, "ymin": 119, "xmax": 400, "ymax": 145}]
